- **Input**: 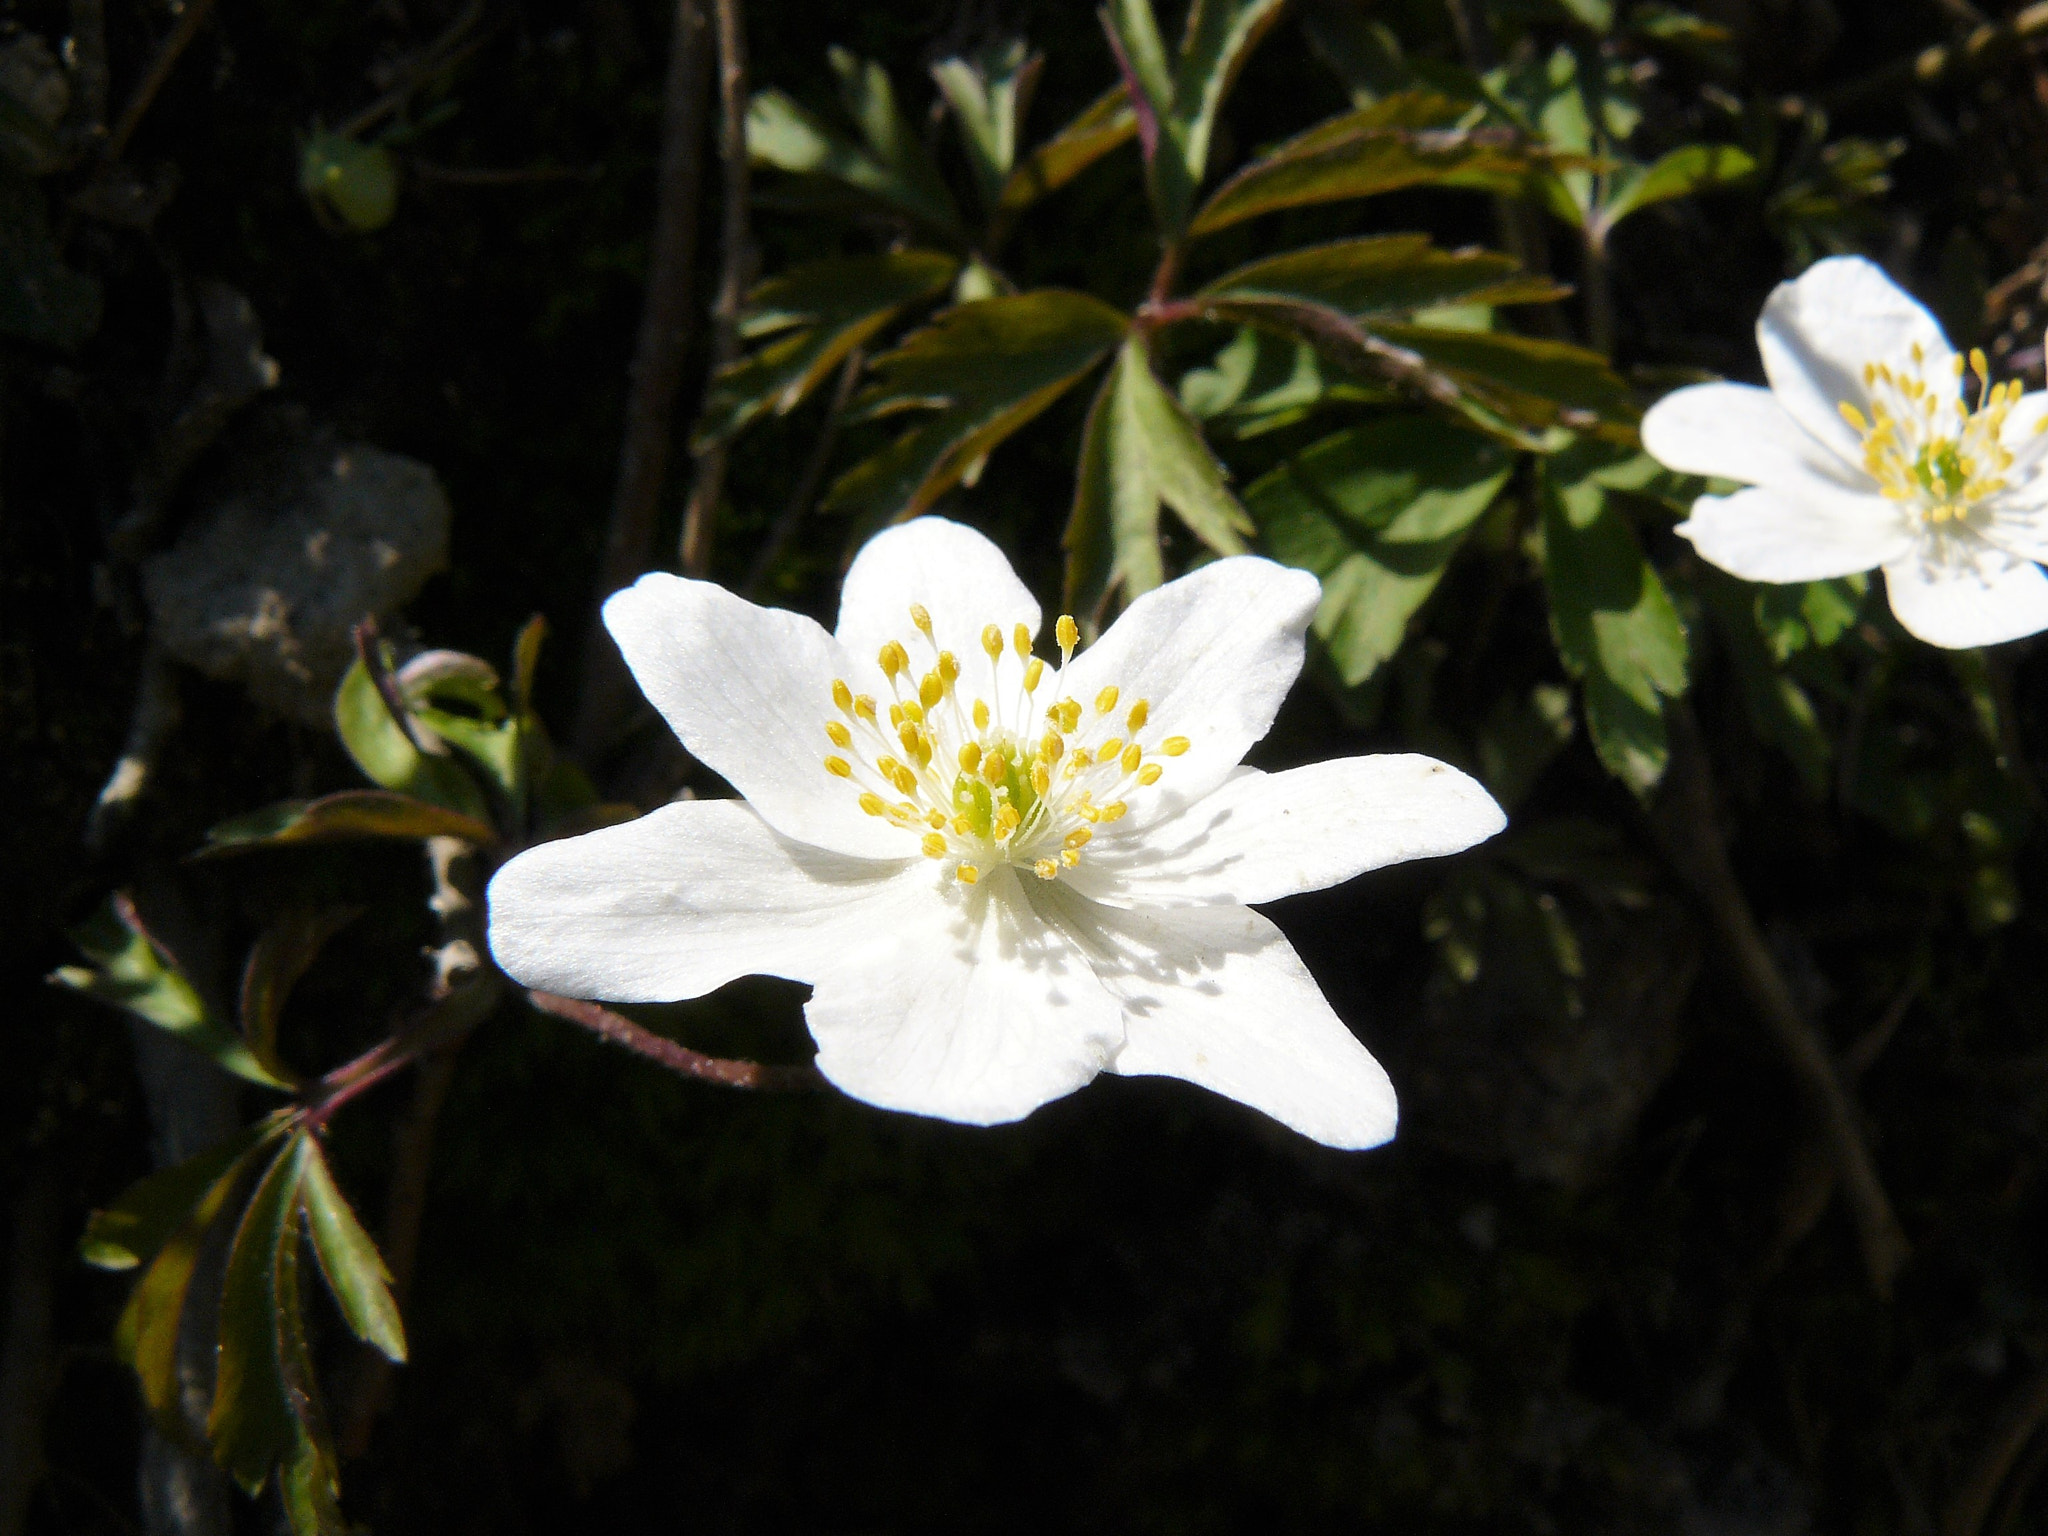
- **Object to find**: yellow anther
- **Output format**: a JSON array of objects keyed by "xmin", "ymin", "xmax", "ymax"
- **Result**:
[
  {"xmin": 919, "ymin": 672, "xmax": 943, "ymax": 708},
  {"xmin": 1839, "ymin": 402, "xmax": 1869, "ymax": 432},
  {"xmin": 1160, "ymin": 736, "xmax": 1189, "ymax": 756},
  {"xmin": 1013, "ymin": 623, "xmax": 1031, "ymax": 658},
  {"xmin": 922, "ymin": 833, "xmax": 947, "ymax": 859},
  {"xmin": 1138, "ymin": 763, "xmax": 1163, "ymax": 785},
  {"xmin": 1040, "ymin": 732, "xmax": 1064, "ymax": 762},
  {"xmin": 859, "ymin": 792, "xmax": 888, "ymax": 816},
  {"xmin": 826, "ymin": 721, "xmax": 852, "ymax": 748},
  {"xmin": 879, "ymin": 641, "xmax": 909, "ymax": 681},
  {"xmin": 854, "ymin": 694, "xmax": 877, "ymax": 722},
  {"xmin": 952, "ymin": 814, "xmax": 975, "ymax": 835},
  {"xmin": 823, "ymin": 756, "xmax": 853, "ymax": 778},
  {"xmin": 1064, "ymin": 827, "xmax": 1092, "ymax": 850},
  {"xmin": 832, "ymin": 678, "xmax": 854, "ymax": 712},
  {"xmin": 1098, "ymin": 801, "xmax": 1127, "ymax": 822},
  {"xmin": 1056, "ymin": 615, "xmax": 1078, "ymax": 654},
  {"xmin": 1095, "ymin": 686, "xmax": 1119, "ymax": 714},
  {"xmin": 901, "ymin": 698, "xmax": 925, "ymax": 725},
  {"xmin": 959, "ymin": 741, "xmax": 982, "ymax": 771},
  {"xmin": 1077, "ymin": 801, "xmax": 1100, "ymax": 822},
  {"xmin": 1070, "ymin": 747, "xmax": 1094, "ymax": 769},
  {"xmin": 1034, "ymin": 858, "xmax": 1059, "ymax": 880},
  {"xmin": 1121, "ymin": 744, "xmax": 1143, "ymax": 774},
  {"xmin": 928, "ymin": 810, "xmax": 946, "ymax": 829},
  {"xmin": 981, "ymin": 624, "xmax": 1003, "ymax": 658},
  {"xmin": 889, "ymin": 702, "xmax": 905, "ymax": 728},
  {"xmin": 981, "ymin": 752, "xmax": 1007, "ymax": 786},
  {"xmin": 1031, "ymin": 762, "xmax": 1051, "ymax": 796},
  {"xmin": 1049, "ymin": 699, "xmax": 1081, "ymax": 732},
  {"xmin": 1023, "ymin": 658, "xmax": 1044, "ymax": 692},
  {"xmin": 995, "ymin": 804, "xmax": 1022, "ymax": 838},
  {"xmin": 938, "ymin": 651, "xmax": 960, "ymax": 685},
  {"xmin": 973, "ymin": 700, "xmax": 991, "ymax": 731},
  {"xmin": 1060, "ymin": 848, "xmax": 1081, "ymax": 868},
  {"xmin": 956, "ymin": 864, "xmax": 980, "ymax": 885},
  {"xmin": 892, "ymin": 765, "xmax": 918, "ymax": 795},
  {"xmin": 1971, "ymin": 348, "xmax": 1989, "ymax": 382},
  {"xmin": 1097, "ymin": 737, "xmax": 1122, "ymax": 761},
  {"xmin": 1126, "ymin": 699, "xmax": 1149, "ymax": 732},
  {"xmin": 910, "ymin": 603, "xmax": 933, "ymax": 636}
]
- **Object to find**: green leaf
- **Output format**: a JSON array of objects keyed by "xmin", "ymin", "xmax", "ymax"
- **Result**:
[
  {"xmin": 1178, "ymin": 327, "xmax": 1391, "ymax": 437},
  {"xmin": 1188, "ymin": 92, "xmax": 1546, "ymax": 236},
  {"xmin": 210, "ymin": 1135, "xmax": 309, "ymax": 1493},
  {"xmin": 1599, "ymin": 142, "xmax": 1755, "ymax": 230},
  {"xmin": 1099, "ymin": 0, "xmax": 1190, "ymax": 228},
  {"xmin": 1247, "ymin": 416, "xmax": 1511, "ymax": 684},
  {"xmin": 1173, "ymin": 0, "xmax": 1291, "ymax": 189},
  {"xmin": 1299, "ymin": 0, "xmax": 1409, "ymax": 106},
  {"xmin": 117, "ymin": 1123, "xmax": 283, "ymax": 1432},
  {"xmin": 83, "ymin": 1122, "xmax": 277, "ymax": 1272},
  {"xmin": 747, "ymin": 55, "xmax": 963, "ymax": 240},
  {"xmin": 276, "ymin": 1181, "xmax": 347, "ymax": 1536},
  {"xmin": 1705, "ymin": 574, "xmax": 1831, "ymax": 797},
  {"xmin": 1000, "ymin": 85, "xmax": 1138, "ymax": 213},
  {"xmin": 1065, "ymin": 339, "xmax": 1255, "ymax": 612},
  {"xmin": 278, "ymin": 1391, "xmax": 347, "ymax": 1536},
  {"xmin": 1541, "ymin": 446, "xmax": 1689, "ymax": 793},
  {"xmin": 300, "ymin": 1140, "xmax": 406, "ymax": 1363},
  {"xmin": 694, "ymin": 252, "xmax": 959, "ymax": 448},
  {"xmin": 333, "ymin": 657, "xmax": 492, "ymax": 822},
  {"xmin": 54, "ymin": 896, "xmax": 294, "ymax": 1090},
  {"xmin": 1370, "ymin": 322, "xmax": 1639, "ymax": 436},
  {"xmin": 932, "ymin": 40, "xmax": 1043, "ymax": 212},
  {"xmin": 238, "ymin": 908, "xmax": 359, "ymax": 1085},
  {"xmin": 201, "ymin": 790, "xmax": 498, "ymax": 854},
  {"xmin": 1199, "ymin": 234, "xmax": 1568, "ymax": 318},
  {"xmin": 826, "ymin": 290, "xmax": 1126, "ymax": 524},
  {"xmin": 1476, "ymin": 684, "xmax": 1578, "ymax": 812}
]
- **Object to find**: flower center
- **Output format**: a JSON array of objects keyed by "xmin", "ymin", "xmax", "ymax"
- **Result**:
[
  {"xmin": 820, "ymin": 608, "xmax": 1188, "ymax": 885},
  {"xmin": 1840, "ymin": 345, "xmax": 2024, "ymax": 528}
]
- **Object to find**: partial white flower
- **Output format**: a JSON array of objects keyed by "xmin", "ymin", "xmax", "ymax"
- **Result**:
[
  {"xmin": 487, "ymin": 518, "xmax": 1504, "ymax": 1149},
  {"xmin": 1642, "ymin": 254, "xmax": 2048, "ymax": 648}
]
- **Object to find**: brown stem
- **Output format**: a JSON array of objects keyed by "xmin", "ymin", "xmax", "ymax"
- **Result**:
[
  {"xmin": 526, "ymin": 992, "xmax": 823, "ymax": 1092},
  {"xmin": 741, "ymin": 346, "xmax": 864, "ymax": 600},
  {"xmin": 1582, "ymin": 225, "xmax": 1616, "ymax": 358},
  {"xmin": 1648, "ymin": 702, "xmax": 1911, "ymax": 1295},
  {"xmin": 101, "ymin": 0, "xmax": 221, "ymax": 164},
  {"xmin": 1944, "ymin": 1359, "xmax": 2048, "ymax": 1536},
  {"xmin": 677, "ymin": 0, "xmax": 755, "ymax": 579},
  {"xmin": 571, "ymin": 0, "xmax": 713, "ymax": 761}
]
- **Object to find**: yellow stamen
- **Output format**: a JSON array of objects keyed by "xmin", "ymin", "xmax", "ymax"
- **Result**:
[
  {"xmin": 919, "ymin": 672, "xmax": 943, "ymax": 708},
  {"xmin": 1023, "ymin": 658, "xmax": 1044, "ymax": 692},
  {"xmin": 1160, "ymin": 736, "xmax": 1189, "ymax": 756},
  {"xmin": 1126, "ymin": 699, "xmax": 1149, "ymax": 732},
  {"xmin": 973, "ymin": 700, "xmax": 991, "ymax": 731},
  {"xmin": 956, "ymin": 864, "xmax": 979, "ymax": 885},
  {"xmin": 910, "ymin": 603, "xmax": 933, "ymax": 637},
  {"xmin": 1121, "ymin": 744, "xmax": 1143, "ymax": 774},
  {"xmin": 922, "ymin": 833, "xmax": 947, "ymax": 858},
  {"xmin": 832, "ymin": 678, "xmax": 853, "ymax": 712},
  {"xmin": 859, "ymin": 792, "xmax": 887, "ymax": 816},
  {"xmin": 879, "ymin": 641, "xmax": 908, "ymax": 681},
  {"xmin": 824, "ymin": 756, "xmax": 852, "ymax": 778},
  {"xmin": 959, "ymin": 741, "xmax": 982, "ymax": 771},
  {"xmin": 1056, "ymin": 615, "xmax": 1078, "ymax": 655},
  {"xmin": 1095, "ymin": 686, "xmax": 1119, "ymax": 714},
  {"xmin": 981, "ymin": 624, "xmax": 1003, "ymax": 659},
  {"xmin": 1034, "ymin": 858, "xmax": 1058, "ymax": 880},
  {"xmin": 826, "ymin": 721, "xmax": 852, "ymax": 747},
  {"xmin": 1137, "ymin": 763, "xmax": 1163, "ymax": 785},
  {"xmin": 1013, "ymin": 623, "xmax": 1031, "ymax": 658}
]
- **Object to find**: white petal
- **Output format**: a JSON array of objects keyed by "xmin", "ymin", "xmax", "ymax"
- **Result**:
[
  {"xmin": 486, "ymin": 799, "xmax": 920, "ymax": 1002},
  {"xmin": 1677, "ymin": 485, "xmax": 1913, "ymax": 582},
  {"xmin": 835, "ymin": 517, "xmax": 1042, "ymax": 689},
  {"xmin": 1058, "ymin": 556, "xmax": 1320, "ymax": 826},
  {"xmin": 1882, "ymin": 543, "xmax": 2048, "ymax": 648},
  {"xmin": 1061, "ymin": 894, "xmax": 1397, "ymax": 1150},
  {"xmin": 1640, "ymin": 381, "xmax": 1868, "ymax": 491},
  {"xmin": 804, "ymin": 865, "xmax": 1124, "ymax": 1126},
  {"xmin": 1758, "ymin": 256, "xmax": 1954, "ymax": 466},
  {"xmin": 1066, "ymin": 757, "xmax": 1504, "ymax": 909},
  {"xmin": 603, "ymin": 573, "xmax": 910, "ymax": 859},
  {"xmin": 2001, "ymin": 389, "xmax": 2048, "ymax": 450}
]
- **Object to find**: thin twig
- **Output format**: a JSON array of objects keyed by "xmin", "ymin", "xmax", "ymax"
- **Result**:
[
  {"xmin": 526, "ymin": 991, "xmax": 823, "ymax": 1092},
  {"xmin": 740, "ymin": 346, "xmax": 864, "ymax": 600},
  {"xmin": 1827, "ymin": 1, "xmax": 2048, "ymax": 110},
  {"xmin": 335, "ymin": 0, "xmax": 487, "ymax": 142},
  {"xmin": 85, "ymin": 645, "xmax": 178, "ymax": 851},
  {"xmin": 570, "ymin": 0, "xmax": 713, "ymax": 761},
  {"xmin": 1648, "ymin": 702, "xmax": 1911, "ymax": 1295},
  {"xmin": 677, "ymin": 0, "xmax": 755, "ymax": 578},
  {"xmin": 101, "ymin": 0, "xmax": 222, "ymax": 164}
]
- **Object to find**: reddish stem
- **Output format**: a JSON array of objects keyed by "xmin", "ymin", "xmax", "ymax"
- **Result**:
[{"xmin": 526, "ymin": 991, "xmax": 822, "ymax": 1091}]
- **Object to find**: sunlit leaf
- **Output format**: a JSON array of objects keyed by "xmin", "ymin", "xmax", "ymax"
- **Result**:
[
  {"xmin": 826, "ymin": 290, "xmax": 1126, "ymax": 524},
  {"xmin": 1066, "ymin": 339, "xmax": 1254, "ymax": 612},
  {"xmin": 1371, "ymin": 322, "xmax": 1638, "ymax": 436},
  {"xmin": 201, "ymin": 790, "xmax": 496, "ymax": 854},
  {"xmin": 299, "ymin": 1139, "xmax": 407, "ymax": 1364},
  {"xmin": 53, "ymin": 896, "xmax": 294, "ymax": 1090},
  {"xmin": 694, "ymin": 252, "xmax": 959, "ymax": 448},
  {"xmin": 1173, "ymin": 0, "xmax": 1291, "ymax": 189},
  {"xmin": 82, "ymin": 1121, "xmax": 276, "ymax": 1272},
  {"xmin": 1599, "ymin": 142, "xmax": 1755, "ymax": 231},
  {"xmin": 932, "ymin": 39, "xmax": 1043, "ymax": 213},
  {"xmin": 210, "ymin": 1134, "xmax": 309, "ymax": 1492},
  {"xmin": 1248, "ymin": 416, "xmax": 1511, "ymax": 684},
  {"xmin": 1000, "ymin": 85, "xmax": 1138, "ymax": 214},
  {"xmin": 1188, "ymin": 91, "xmax": 1546, "ymax": 236},
  {"xmin": 333, "ymin": 657, "xmax": 492, "ymax": 822},
  {"xmin": 1199, "ymin": 234, "xmax": 1568, "ymax": 317}
]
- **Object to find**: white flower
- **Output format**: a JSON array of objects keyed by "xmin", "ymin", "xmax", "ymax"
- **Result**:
[
  {"xmin": 487, "ymin": 518, "xmax": 1504, "ymax": 1148},
  {"xmin": 1642, "ymin": 255, "xmax": 2048, "ymax": 648}
]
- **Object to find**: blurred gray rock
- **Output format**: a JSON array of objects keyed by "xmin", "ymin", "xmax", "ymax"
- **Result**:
[{"xmin": 143, "ymin": 434, "xmax": 450, "ymax": 725}]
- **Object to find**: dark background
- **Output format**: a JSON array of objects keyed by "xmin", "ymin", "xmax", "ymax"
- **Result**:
[{"xmin": 10, "ymin": 0, "xmax": 2048, "ymax": 1530}]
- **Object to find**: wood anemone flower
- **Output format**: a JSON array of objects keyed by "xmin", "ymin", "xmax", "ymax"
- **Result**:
[
  {"xmin": 487, "ymin": 517, "xmax": 1504, "ymax": 1148},
  {"xmin": 1644, "ymin": 255, "xmax": 2048, "ymax": 648}
]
